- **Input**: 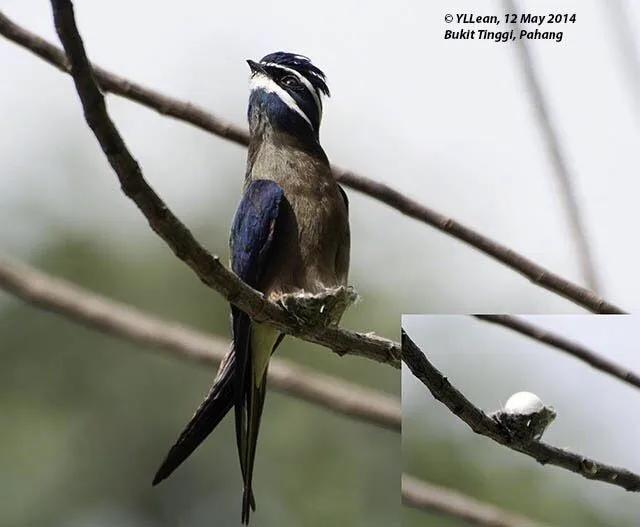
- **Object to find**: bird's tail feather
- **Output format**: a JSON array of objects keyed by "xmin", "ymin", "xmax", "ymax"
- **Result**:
[
  {"xmin": 152, "ymin": 348, "xmax": 236, "ymax": 486},
  {"xmin": 241, "ymin": 371, "xmax": 268, "ymax": 525}
]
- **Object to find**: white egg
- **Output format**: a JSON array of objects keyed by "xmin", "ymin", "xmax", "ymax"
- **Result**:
[{"xmin": 504, "ymin": 391, "xmax": 544, "ymax": 415}]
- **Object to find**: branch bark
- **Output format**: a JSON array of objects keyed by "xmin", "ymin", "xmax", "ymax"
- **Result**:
[
  {"xmin": 476, "ymin": 314, "xmax": 640, "ymax": 392},
  {"xmin": 504, "ymin": 0, "xmax": 601, "ymax": 293},
  {"xmin": 402, "ymin": 474, "xmax": 549, "ymax": 527},
  {"xmin": 45, "ymin": 0, "xmax": 400, "ymax": 370},
  {"xmin": 0, "ymin": 258, "xmax": 400, "ymax": 431},
  {"xmin": 0, "ymin": 9, "xmax": 625, "ymax": 315},
  {"xmin": 401, "ymin": 330, "xmax": 640, "ymax": 492}
]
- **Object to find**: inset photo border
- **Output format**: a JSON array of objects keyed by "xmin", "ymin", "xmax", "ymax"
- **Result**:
[{"xmin": 402, "ymin": 315, "xmax": 640, "ymax": 527}]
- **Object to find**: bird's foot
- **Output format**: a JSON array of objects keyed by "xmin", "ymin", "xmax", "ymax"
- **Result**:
[{"xmin": 276, "ymin": 286, "xmax": 359, "ymax": 327}]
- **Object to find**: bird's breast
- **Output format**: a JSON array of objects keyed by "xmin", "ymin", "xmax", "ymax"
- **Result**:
[{"xmin": 247, "ymin": 142, "xmax": 350, "ymax": 295}]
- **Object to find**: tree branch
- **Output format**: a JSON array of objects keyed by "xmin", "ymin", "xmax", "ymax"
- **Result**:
[
  {"xmin": 0, "ymin": 257, "xmax": 400, "ymax": 431},
  {"xmin": 401, "ymin": 330, "xmax": 640, "ymax": 492},
  {"xmin": 504, "ymin": 0, "xmax": 601, "ymax": 293},
  {"xmin": 402, "ymin": 474, "xmax": 549, "ymax": 527},
  {"xmin": 0, "ymin": 9, "xmax": 625, "ymax": 315},
  {"xmin": 45, "ymin": 0, "xmax": 399, "ymax": 370},
  {"xmin": 476, "ymin": 314, "xmax": 640, "ymax": 392}
]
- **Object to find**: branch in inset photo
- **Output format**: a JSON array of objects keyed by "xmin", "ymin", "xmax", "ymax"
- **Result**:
[
  {"xmin": 0, "ymin": 9, "xmax": 626, "ymax": 315},
  {"xmin": 476, "ymin": 315, "xmax": 640, "ymax": 391},
  {"xmin": 0, "ymin": 258, "xmax": 400, "ymax": 431},
  {"xmin": 402, "ymin": 474, "xmax": 550, "ymax": 527},
  {"xmin": 402, "ymin": 330, "xmax": 640, "ymax": 492}
]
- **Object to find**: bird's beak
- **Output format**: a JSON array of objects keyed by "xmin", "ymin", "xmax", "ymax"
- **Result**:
[{"xmin": 246, "ymin": 59, "xmax": 267, "ymax": 76}]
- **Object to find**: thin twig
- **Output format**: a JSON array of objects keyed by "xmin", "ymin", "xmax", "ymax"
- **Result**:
[
  {"xmin": 0, "ymin": 257, "xmax": 400, "ymax": 431},
  {"xmin": 0, "ymin": 9, "xmax": 625, "ymax": 315},
  {"xmin": 45, "ymin": 0, "xmax": 400, "ymax": 369},
  {"xmin": 401, "ymin": 330, "xmax": 640, "ymax": 491},
  {"xmin": 402, "ymin": 474, "xmax": 550, "ymax": 527},
  {"xmin": 504, "ymin": 0, "xmax": 601, "ymax": 293},
  {"xmin": 475, "ymin": 314, "xmax": 640, "ymax": 392}
]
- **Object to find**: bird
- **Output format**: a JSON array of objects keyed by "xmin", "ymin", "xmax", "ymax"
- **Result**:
[{"xmin": 152, "ymin": 51, "xmax": 350, "ymax": 524}]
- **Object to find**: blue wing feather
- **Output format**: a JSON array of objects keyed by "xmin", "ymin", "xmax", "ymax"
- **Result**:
[
  {"xmin": 229, "ymin": 179, "xmax": 285, "ymax": 523},
  {"xmin": 230, "ymin": 179, "xmax": 284, "ymax": 287},
  {"xmin": 151, "ymin": 181, "xmax": 284, "ymax": 493}
]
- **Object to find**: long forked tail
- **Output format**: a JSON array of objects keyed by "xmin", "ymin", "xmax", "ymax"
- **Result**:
[
  {"xmin": 234, "ymin": 318, "xmax": 281, "ymax": 524},
  {"xmin": 240, "ymin": 372, "xmax": 268, "ymax": 525},
  {"xmin": 152, "ymin": 349, "xmax": 236, "ymax": 486}
]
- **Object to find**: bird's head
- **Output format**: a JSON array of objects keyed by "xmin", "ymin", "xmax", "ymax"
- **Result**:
[{"xmin": 247, "ymin": 52, "xmax": 330, "ymax": 139}]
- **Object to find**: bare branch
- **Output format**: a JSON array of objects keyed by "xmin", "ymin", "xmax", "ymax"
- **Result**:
[
  {"xmin": 44, "ymin": 0, "xmax": 399, "ymax": 370},
  {"xmin": 0, "ymin": 9, "xmax": 625, "ymax": 315},
  {"xmin": 0, "ymin": 258, "xmax": 400, "ymax": 431},
  {"xmin": 504, "ymin": 0, "xmax": 601, "ymax": 292},
  {"xmin": 402, "ymin": 474, "xmax": 549, "ymax": 527},
  {"xmin": 476, "ymin": 314, "xmax": 640, "ymax": 392},
  {"xmin": 402, "ymin": 330, "xmax": 640, "ymax": 492}
]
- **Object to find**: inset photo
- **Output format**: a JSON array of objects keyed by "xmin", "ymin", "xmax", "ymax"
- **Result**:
[{"xmin": 402, "ymin": 315, "xmax": 640, "ymax": 527}]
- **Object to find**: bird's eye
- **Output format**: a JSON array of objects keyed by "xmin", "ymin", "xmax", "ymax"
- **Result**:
[{"xmin": 281, "ymin": 75, "xmax": 301, "ymax": 89}]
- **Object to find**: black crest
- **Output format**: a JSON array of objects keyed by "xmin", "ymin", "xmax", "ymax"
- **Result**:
[{"xmin": 260, "ymin": 52, "xmax": 330, "ymax": 97}]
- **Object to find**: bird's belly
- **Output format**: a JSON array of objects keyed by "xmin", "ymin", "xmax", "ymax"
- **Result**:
[{"xmin": 261, "ymin": 191, "xmax": 348, "ymax": 297}]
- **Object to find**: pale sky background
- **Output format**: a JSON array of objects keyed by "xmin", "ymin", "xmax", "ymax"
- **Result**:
[
  {"xmin": 1, "ymin": 0, "xmax": 640, "ymax": 314},
  {"xmin": 403, "ymin": 315, "xmax": 640, "ymax": 523}
]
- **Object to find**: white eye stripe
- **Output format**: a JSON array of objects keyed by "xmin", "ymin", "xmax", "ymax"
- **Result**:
[
  {"xmin": 250, "ymin": 73, "xmax": 313, "ymax": 129},
  {"xmin": 261, "ymin": 62, "xmax": 323, "ymax": 113},
  {"xmin": 261, "ymin": 62, "xmax": 323, "ymax": 117}
]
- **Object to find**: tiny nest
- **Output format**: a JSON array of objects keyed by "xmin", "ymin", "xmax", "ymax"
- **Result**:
[{"xmin": 276, "ymin": 285, "xmax": 359, "ymax": 327}]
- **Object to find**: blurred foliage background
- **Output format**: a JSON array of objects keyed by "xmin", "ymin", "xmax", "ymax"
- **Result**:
[{"xmin": 0, "ymin": 239, "xmax": 400, "ymax": 526}]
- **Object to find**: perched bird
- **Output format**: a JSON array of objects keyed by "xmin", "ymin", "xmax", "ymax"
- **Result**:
[{"xmin": 152, "ymin": 52, "xmax": 350, "ymax": 524}]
